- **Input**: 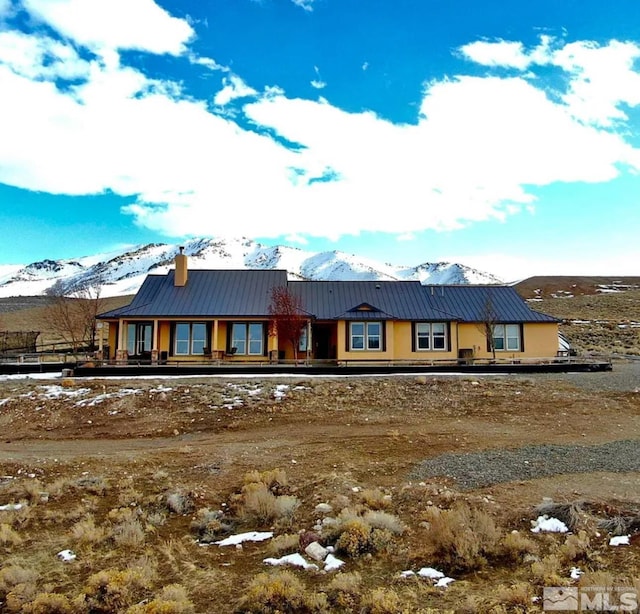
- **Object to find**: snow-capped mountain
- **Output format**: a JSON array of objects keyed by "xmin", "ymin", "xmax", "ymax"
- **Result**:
[{"xmin": 0, "ymin": 238, "xmax": 502, "ymax": 298}]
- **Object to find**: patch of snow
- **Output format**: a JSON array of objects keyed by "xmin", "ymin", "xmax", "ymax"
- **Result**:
[
  {"xmin": 38, "ymin": 385, "xmax": 91, "ymax": 399},
  {"xmin": 609, "ymin": 535, "xmax": 630, "ymax": 546},
  {"xmin": 273, "ymin": 384, "xmax": 290, "ymax": 400},
  {"xmin": 531, "ymin": 515, "xmax": 568, "ymax": 533},
  {"xmin": 435, "ymin": 577, "xmax": 455, "ymax": 587},
  {"xmin": 323, "ymin": 554, "xmax": 344, "ymax": 571},
  {"xmin": 57, "ymin": 549, "xmax": 76, "ymax": 562},
  {"xmin": 0, "ymin": 398, "xmax": 9, "ymax": 406},
  {"xmin": 215, "ymin": 531, "xmax": 273, "ymax": 546},
  {"xmin": 417, "ymin": 567, "xmax": 445, "ymax": 579},
  {"xmin": 0, "ymin": 503, "xmax": 23, "ymax": 511},
  {"xmin": 263, "ymin": 553, "xmax": 319, "ymax": 570},
  {"xmin": 570, "ymin": 567, "xmax": 583, "ymax": 579},
  {"xmin": 76, "ymin": 387, "xmax": 143, "ymax": 407}
]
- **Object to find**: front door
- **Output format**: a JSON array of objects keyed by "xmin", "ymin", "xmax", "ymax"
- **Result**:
[{"xmin": 313, "ymin": 324, "xmax": 335, "ymax": 359}]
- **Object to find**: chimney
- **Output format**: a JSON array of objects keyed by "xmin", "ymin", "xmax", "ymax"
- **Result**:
[{"xmin": 175, "ymin": 246, "xmax": 188, "ymax": 287}]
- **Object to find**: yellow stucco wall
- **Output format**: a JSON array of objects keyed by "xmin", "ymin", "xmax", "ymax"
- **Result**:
[
  {"xmin": 104, "ymin": 317, "xmax": 559, "ymax": 362},
  {"xmin": 457, "ymin": 322, "xmax": 558, "ymax": 359}
]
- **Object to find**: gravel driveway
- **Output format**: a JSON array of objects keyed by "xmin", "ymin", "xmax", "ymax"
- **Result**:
[{"xmin": 410, "ymin": 360, "xmax": 640, "ymax": 490}]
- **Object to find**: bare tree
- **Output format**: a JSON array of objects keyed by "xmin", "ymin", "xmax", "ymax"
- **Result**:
[
  {"xmin": 268, "ymin": 286, "xmax": 308, "ymax": 362},
  {"xmin": 44, "ymin": 278, "xmax": 105, "ymax": 352},
  {"xmin": 476, "ymin": 291, "xmax": 499, "ymax": 360}
]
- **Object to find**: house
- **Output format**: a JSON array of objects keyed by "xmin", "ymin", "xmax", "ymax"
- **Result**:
[{"xmin": 97, "ymin": 249, "xmax": 559, "ymax": 364}]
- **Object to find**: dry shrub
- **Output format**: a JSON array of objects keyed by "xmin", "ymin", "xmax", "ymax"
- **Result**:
[
  {"xmin": 126, "ymin": 584, "xmax": 195, "ymax": 613},
  {"xmin": 559, "ymin": 530, "xmax": 591, "ymax": 562},
  {"xmin": 0, "ymin": 523, "xmax": 23, "ymax": 547},
  {"xmin": 359, "ymin": 488, "xmax": 391, "ymax": 510},
  {"xmin": 145, "ymin": 511, "xmax": 168, "ymax": 528},
  {"xmin": 579, "ymin": 570, "xmax": 615, "ymax": 591},
  {"xmin": 363, "ymin": 510, "xmax": 405, "ymax": 535},
  {"xmin": 0, "ymin": 565, "xmax": 37, "ymax": 594},
  {"xmin": 77, "ymin": 568, "xmax": 152, "ymax": 612},
  {"xmin": 422, "ymin": 502, "xmax": 501, "ymax": 572},
  {"xmin": 335, "ymin": 519, "xmax": 373, "ymax": 557},
  {"xmin": 243, "ymin": 469, "xmax": 288, "ymax": 493},
  {"xmin": 74, "ymin": 475, "xmax": 109, "ymax": 496},
  {"xmin": 190, "ymin": 508, "xmax": 231, "ymax": 543},
  {"xmin": 360, "ymin": 588, "xmax": 403, "ymax": 614},
  {"xmin": 236, "ymin": 570, "xmax": 327, "ymax": 613},
  {"xmin": 4, "ymin": 583, "xmax": 39, "ymax": 613},
  {"xmin": 530, "ymin": 554, "xmax": 563, "ymax": 585},
  {"xmin": 71, "ymin": 516, "xmax": 108, "ymax": 544},
  {"xmin": 326, "ymin": 571, "xmax": 362, "ymax": 610},
  {"xmin": 165, "ymin": 491, "xmax": 195, "ymax": 515},
  {"xmin": 7, "ymin": 479, "xmax": 43, "ymax": 504},
  {"xmin": 241, "ymin": 483, "xmax": 300, "ymax": 525},
  {"xmin": 22, "ymin": 593, "xmax": 73, "ymax": 613},
  {"xmin": 500, "ymin": 531, "xmax": 539, "ymax": 562},
  {"xmin": 492, "ymin": 583, "xmax": 534, "ymax": 610},
  {"xmin": 267, "ymin": 533, "xmax": 300, "ymax": 556},
  {"xmin": 113, "ymin": 518, "xmax": 146, "ymax": 548},
  {"xmin": 275, "ymin": 495, "xmax": 300, "ymax": 522}
]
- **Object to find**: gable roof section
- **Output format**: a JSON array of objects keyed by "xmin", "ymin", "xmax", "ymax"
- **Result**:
[
  {"xmin": 423, "ymin": 285, "xmax": 559, "ymax": 323},
  {"xmin": 288, "ymin": 280, "xmax": 450, "ymax": 321},
  {"xmin": 99, "ymin": 269, "xmax": 288, "ymax": 318}
]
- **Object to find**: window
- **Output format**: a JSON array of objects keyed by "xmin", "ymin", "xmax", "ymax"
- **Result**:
[
  {"xmin": 493, "ymin": 324, "xmax": 521, "ymax": 351},
  {"xmin": 230, "ymin": 322, "xmax": 265, "ymax": 355},
  {"xmin": 126, "ymin": 322, "xmax": 152, "ymax": 356},
  {"xmin": 350, "ymin": 321, "xmax": 382, "ymax": 351},
  {"xmin": 174, "ymin": 322, "xmax": 207, "ymax": 355},
  {"xmin": 415, "ymin": 323, "xmax": 447, "ymax": 351}
]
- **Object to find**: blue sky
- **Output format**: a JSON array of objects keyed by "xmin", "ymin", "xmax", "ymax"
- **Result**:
[{"xmin": 1, "ymin": 0, "xmax": 640, "ymax": 280}]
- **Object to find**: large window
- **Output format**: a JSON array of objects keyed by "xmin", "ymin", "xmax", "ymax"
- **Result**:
[
  {"xmin": 493, "ymin": 324, "xmax": 521, "ymax": 351},
  {"xmin": 126, "ymin": 322, "xmax": 152, "ymax": 356},
  {"xmin": 415, "ymin": 322, "xmax": 447, "ymax": 351},
  {"xmin": 231, "ymin": 322, "xmax": 265, "ymax": 355},
  {"xmin": 174, "ymin": 322, "xmax": 207, "ymax": 355},
  {"xmin": 350, "ymin": 322, "xmax": 382, "ymax": 351}
]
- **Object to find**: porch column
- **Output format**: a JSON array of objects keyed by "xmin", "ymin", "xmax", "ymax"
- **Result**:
[
  {"xmin": 213, "ymin": 320, "xmax": 219, "ymax": 353},
  {"xmin": 151, "ymin": 319, "xmax": 159, "ymax": 364},
  {"xmin": 307, "ymin": 319, "xmax": 312, "ymax": 363},
  {"xmin": 116, "ymin": 320, "xmax": 128, "ymax": 363}
]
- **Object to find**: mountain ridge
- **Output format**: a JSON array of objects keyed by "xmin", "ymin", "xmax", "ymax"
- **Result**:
[{"xmin": 0, "ymin": 237, "xmax": 502, "ymax": 298}]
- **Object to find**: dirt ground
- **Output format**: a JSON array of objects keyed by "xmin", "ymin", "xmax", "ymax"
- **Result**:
[{"xmin": 1, "ymin": 364, "xmax": 640, "ymax": 612}]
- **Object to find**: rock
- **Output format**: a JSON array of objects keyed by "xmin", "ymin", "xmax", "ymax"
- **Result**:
[
  {"xmin": 299, "ymin": 531, "xmax": 322, "ymax": 550},
  {"xmin": 305, "ymin": 541, "xmax": 328, "ymax": 562},
  {"xmin": 315, "ymin": 503, "xmax": 333, "ymax": 514}
]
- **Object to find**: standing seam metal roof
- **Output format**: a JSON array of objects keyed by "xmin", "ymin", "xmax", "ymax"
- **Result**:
[{"xmin": 98, "ymin": 270, "xmax": 557, "ymax": 323}]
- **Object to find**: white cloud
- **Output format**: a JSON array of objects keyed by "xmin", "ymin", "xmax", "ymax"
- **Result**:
[
  {"xmin": 189, "ymin": 53, "xmax": 228, "ymax": 72},
  {"xmin": 459, "ymin": 40, "xmax": 531, "ymax": 70},
  {"xmin": 23, "ymin": 0, "xmax": 194, "ymax": 55},
  {"xmin": 460, "ymin": 36, "xmax": 640, "ymax": 128},
  {"xmin": 311, "ymin": 65, "xmax": 326, "ymax": 89},
  {"xmin": 1, "ymin": 11, "xmax": 640, "ymax": 248},
  {"xmin": 213, "ymin": 75, "xmax": 258, "ymax": 106},
  {"xmin": 291, "ymin": 0, "xmax": 315, "ymax": 11}
]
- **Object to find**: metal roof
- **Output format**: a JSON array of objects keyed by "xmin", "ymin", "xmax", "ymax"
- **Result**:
[
  {"xmin": 288, "ymin": 280, "xmax": 450, "ymax": 321},
  {"xmin": 422, "ymin": 285, "xmax": 559, "ymax": 323},
  {"xmin": 99, "ymin": 269, "xmax": 288, "ymax": 318},
  {"xmin": 99, "ymin": 270, "xmax": 557, "ymax": 324}
]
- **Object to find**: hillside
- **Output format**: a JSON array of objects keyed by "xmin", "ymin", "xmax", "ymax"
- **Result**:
[
  {"xmin": 0, "ymin": 237, "xmax": 501, "ymax": 298},
  {"xmin": 516, "ymin": 277, "xmax": 640, "ymax": 356}
]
